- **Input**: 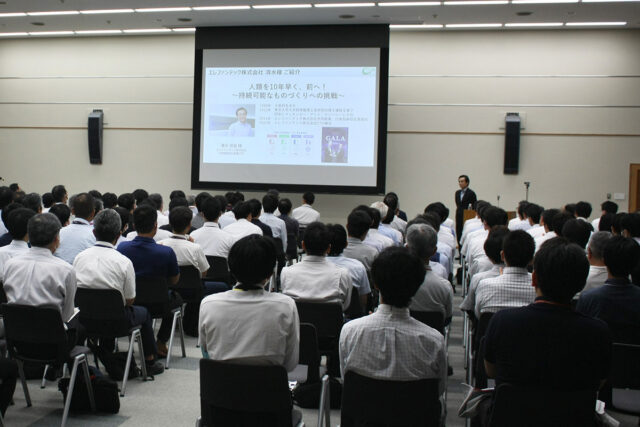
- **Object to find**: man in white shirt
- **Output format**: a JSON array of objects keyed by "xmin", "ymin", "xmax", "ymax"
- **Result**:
[
  {"xmin": 218, "ymin": 192, "xmax": 243, "ymax": 229},
  {"xmin": 327, "ymin": 224, "xmax": 371, "ymax": 311},
  {"xmin": 534, "ymin": 208, "xmax": 560, "ymax": 252},
  {"xmin": 465, "ymin": 207, "xmax": 508, "ymax": 271},
  {"xmin": 373, "ymin": 201, "xmax": 403, "ymax": 246},
  {"xmin": 508, "ymin": 201, "xmax": 532, "ymax": 231},
  {"xmin": 148, "ymin": 193, "xmax": 169, "ymax": 228},
  {"xmin": 575, "ymin": 201, "xmax": 592, "ymax": 223},
  {"xmin": 0, "ymin": 208, "xmax": 35, "ymax": 281},
  {"xmin": 259, "ymin": 194, "xmax": 287, "ymax": 253},
  {"xmin": 592, "ymin": 201, "xmax": 618, "ymax": 232},
  {"xmin": 581, "ymin": 231, "xmax": 612, "ymax": 293},
  {"xmin": 406, "ymin": 224, "xmax": 453, "ymax": 324},
  {"xmin": 281, "ymin": 222, "xmax": 352, "ymax": 311},
  {"xmin": 190, "ymin": 197, "xmax": 235, "ymax": 259},
  {"xmin": 199, "ymin": 235, "xmax": 299, "ymax": 371},
  {"xmin": 339, "ymin": 246, "xmax": 447, "ymax": 395},
  {"xmin": 73, "ymin": 209, "xmax": 164, "ymax": 375},
  {"xmin": 359, "ymin": 206, "xmax": 393, "ymax": 253},
  {"xmin": 291, "ymin": 192, "xmax": 320, "ymax": 227},
  {"xmin": 475, "ymin": 230, "xmax": 536, "ymax": 319},
  {"xmin": 3, "ymin": 213, "xmax": 76, "ymax": 322},
  {"xmin": 158, "ymin": 206, "xmax": 210, "ymax": 276},
  {"xmin": 525, "ymin": 203, "xmax": 545, "ymax": 239},
  {"xmin": 342, "ymin": 210, "xmax": 378, "ymax": 273},
  {"xmin": 223, "ymin": 201, "xmax": 263, "ymax": 242},
  {"xmin": 0, "ymin": 187, "xmax": 13, "ymax": 236},
  {"xmin": 55, "ymin": 192, "xmax": 96, "ymax": 264}
]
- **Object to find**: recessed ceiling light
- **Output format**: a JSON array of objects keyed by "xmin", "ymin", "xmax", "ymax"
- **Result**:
[
  {"xmin": 390, "ymin": 24, "xmax": 443, "ymax": 28},
  {"xmin": 0, "ymin": 32, "xmax": 29, "ymax": 36},
  {"xmin": 79, "ymin": 9, "xmax": 135, "ymax": 14},
  {"xmin": 75, "ymin": 30, "xmax": 123, "ymax": 35},
  {"xmin": 505, "ymin": 22, "xmax": 563, "ymax": 26},
  {"xmin": 173, "ymin": 27, "xmax": 196, "ymax": 32},
  {"xmin": 379, "ymin": 1, "xmax": 441, "ymax": 5},
  {"xmin": 314, "ymin": 2, "xmax": 376, "ymax": 6},
  {"xmin": 446, "ymin": 23, "xmax": 502, "ymax": 27},
  {"xmin": 565, "ymin": 21, "xmax": 627, "ymax": 25},
  {"xmin": 27, "ymin": 11, "xmax": 80, "ymax": 16},
  {"xmin": 0, "ymin": 12, "xmax": 27, "ymax": 17},
  {"xmin": 252, "ymin": 4, "xmax": 313, "ymax": 8},
  {"xmin": 192, "ymin": 5, "xmax": 251, "ymax": 10},
  {"xmin": 28, "ymin": 31, "xmax": 75, "ymax": 36},
  {"xmin": 134, "ymin": 7, "xmax": 192, "ymax": 13},
  {"xmin": 512, "ymin": 0, "xmax": 577, "ymax": 4},
  {"xmin": 123, "ymin": 28, "xmax": 173, "ymax": 33},
  {"xmin": 582, "ymin": 0, "xmax": 640, "ymax": 2},
  {"xmin": 444, "ymin": 1, "xmax": 508, "ymax": 4}
]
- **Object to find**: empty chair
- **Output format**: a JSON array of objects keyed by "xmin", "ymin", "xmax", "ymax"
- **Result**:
[
  {"xmin": 341, "ymin": 371, "xmax": 441, "ymax": 427},
  {"xmin": 2, "ymin": 304, "xmax": 96, "ymax": 427},
  {"xmin": 288, "ymin": 323, "xmax": 322, "ymax": 384},
  {"xmin": 74, "ymin": 288, "xmax": 148, "ymax": 396},
  {"xmin": 295, "ymin": 301, "xmax": 343, "ymax": 376},
  {"xmin": 197, "ymin": 359, "xmax": 303, "ymax": 427}
]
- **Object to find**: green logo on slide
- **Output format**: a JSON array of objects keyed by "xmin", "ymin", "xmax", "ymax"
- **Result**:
[{"xmin": 362, "ymin": 68, "xmax": 375, "ymax": 75}]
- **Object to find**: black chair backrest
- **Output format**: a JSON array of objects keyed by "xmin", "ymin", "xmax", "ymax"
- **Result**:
[
  {"xmin": 286, "ymin": 233, "xmax": 298, "ymax": 259},
  {"xmin": 75, "ymin": 288, "xmax": 130, "ymax": 337},
  {"xmin": 135, "ymin": 276, "xmax": 170, "ymax": 317},
  {"xmin": 295, "ymin": 301, "xmax": 343, "ymax": 353},
  {"xmin": 0, "ymin": 282, "xmax": 7, "ymax": 304},
  {"xmin": 175, "ymin": 265, "xmax": 203, "ymax": 291},
  {"xmin": 611, "ymin": 342, "xmax": 640, "ymax": 390},
  {"xmin": 345, "ymin": 287, "xmax": 364, "ymax": 320},
  {"xmin": 205, "ymin": 256, "xmax": 232, "ymax": 285},
  {"xmin": 410, "ymin": 310, "xmax": 445, "ymax": 335},
  {"xmin": 473, "ymin": 312, "xmax": 494, "ymax": 352},
  {"xmin": 341, "ymin": 371, "xmax": 441, "ymax": 427},
  {"xmin": 199, "ymin": 358, "xmax": 293, "ymax": 427},
  {"xmin": 299, "ymin": 323, "xmax": 321, "ymax": 384},
  {"xmin": 489, "ymin": 383, "xmax": 597, "ymax": 427},
  {"xmin": 2, "ymin": 303, "xmax": 69, "ymax": 364}
]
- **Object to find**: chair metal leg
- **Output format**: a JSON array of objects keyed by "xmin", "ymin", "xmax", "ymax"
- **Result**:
[
  {"xmin": 166, "ymin": 311, "xmax": 180, "ymax": 369},
  {"xmin": 41, "ymin": 364, "xmax": 49, "ymax": 389},
  {"xmin": 120, "ymin": 333, "xmax": 136, "ymax": 397},
  {"xmin": 16, "ymin": 360, "xmax": 31, "ymax": 407},
  {"xmin": 178, "ymin": 310, "xmax": 186, "ymax": 358},
  {"xmin": 80, "ymin": 356, "xmax": 96, "ymax": 412},
  {"xmin": 317, "ymin": 374, "xmax": 331, "ymax": 427},
  {"xmin": 62, "ymin": 356, "xmax": 81, "ymax": 427},
  {"xmin": 136, "ymin": 329, "xmax": 148, "ymax": 381}
]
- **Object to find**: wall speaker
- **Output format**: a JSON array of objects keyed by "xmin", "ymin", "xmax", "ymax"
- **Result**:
[
  {"xmin": 504, "ymin": 112, "xmax": 520, "ymax": 174},
  {"xmin": 88, "ymin": 109, "xmax": 103, "ymax": 165}
]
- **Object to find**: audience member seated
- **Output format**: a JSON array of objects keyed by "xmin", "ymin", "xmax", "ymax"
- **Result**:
[
  {"xmin": 620, "ymin": 212, "xmax": 640, "ymax": 244},
  {"xmin": 482, "ymin": 237, "xmax": 610, "ymax": 412},
  {"xmin": 124, "ymin": 200, "xmax": 172, "ymax": 242},
  {"xmin": 191, "ymin": 192, "xmax": 211, "ymax": 230},
  {"xmin": 48, "ymin": 203, "xmax": 71, "ymax": 228},
  {"xmin": 73, "ymin": 209, "xmax": 164, "ymax": 375},
  {"xmin": 508, "ymin": 201, "xmax": 531, "ymax": 231},
  {"xmin": 383, "ymin": 192, "xmax": 407, "ymax": 235},
  {"xmin": 466, "ymin": 206, "xmax": 508, "ymax": 275},
  {"xmin": 474, "ymin": 230, "xmax": 535, "ymax": 319},
  {"xmin": 561, "ymin": 218, "xmax": 593, "ymax": 249},
  {"xmin": 577, "ymin": 235, "xmax": 640, "ymax": 343},
  {"xmin": 190, "ymin": 197, "xmax": 235, "ymax": 259},
  {"xmin": 342, "ymin": 210, "xmax": 378, "ymax": 273},
  {"xmin": 277, "ymin": 198, "xmax": 300, "ymax": 260},
  {"xmin": 247, "ymin": 199, "xmax": 273, "ymax": 238},
  {"xmin": 339, "ymin": 246, "xmax": 446, "ymax": 395},
  {"xmin": 407, "ymin": 216, "xmax": 449, "ymax": 280},
  {"xmin": 3, "ymin": 213, "xmax": 77, "ymax": 322},
  {"xmin": 158, "ymin": 206, "xmax": 210, "ymax": 277},
  {"xmin": 460, "ymin": 201, "xmax": 489, "ymax": 247},
  {"xmin": 326, "ymin": 224, "xmax": 371, "ymax": 310},
  {"xmin": 51, "ymin": 184, "xmax": 68, "ymax": 206},
  {"xmin": 534, "ymin": 208, "xmax": 559, "ymax": 251},
  {"xmin": 359, "ymin": 206, "xmax": 393, "ymax": 252},
  {"xmin": 102, "ymin": 192, "xmax": 117, "ymax": 209},
  {"xmin": 55, "ymin": 192, "xmax": 96, "ymax": 264},
  {"xmin": 117, "ymin": 204, "xmax": 182, "ymax": 358},
  {"xmin": 148, "ymin": 193, "xmax": 169, "ymax": 228},
  {"xmin": 281, "ymin": 222, "xmax": 352, "ymax": 310},
  {"xmin": 260, "ymin": 194, "xmax": 287, "ymax": 253},
  {"xmin": 424, "ymin": 202, "xmax": 456, "ymax": 251},
  {"xmin": 575, "ymin": 201, "xmax": 592, "ymax": 222},
  {"xmin": 159, "ymin": 196, "xmax": 189, "ymax": 232},
  {"xmin": 114, "ymin": 207, "xmax": 131, "ymax": 247},
  {"xmin": 524, "ymin": 203, "xmax": 544, "ymax": 239},
  {"xmin": 581, "ymin": 231, "xmax": 612, "ymax": 293},
  {"xmin": 218, "ymin": 191, "xmax": 242, "ymax": 229},
  {"xmin": 592, "ymin": 201, "xmax": 618, "ymax": 231},
  {"xmin": 291, "ymin": 191, "xmax": 320, "ymax": 228},
  {"xmin": 22, "ymin": 192, "xmax": 42, "ymax": 214},
  {"xmin": 598, "ymin": 213, "xmax": 615, "ymax": 233},
  {"xmin": 223, "ymin": 201, "xmax": 263, "ymax": 242},
  {"xmin": 199, "ymin": 235, "xmax": 299, "ymax": 371},
  {"xmin": 0, "ymin": 203, "xmax": 24, "ymax": 247},
  {"xmin": 0, "ymin": 187, "xmax": 14, "ymax": 236},
  {"xmin": 0, "ymin": 208, "xmax": 35, "ymax": 281},
  {"xmin": 406, "ymin": 224, "xmax": 453, "ymax": 325},
  {"xmin": 373, "ymin": 201, "xmax": 402, "ymax": 245},
  {"xmin": 460, "ymin": 226, "xmax": 509, "ymax": 317}
]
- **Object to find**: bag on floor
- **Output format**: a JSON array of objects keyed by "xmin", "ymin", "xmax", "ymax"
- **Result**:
[
  {"xmin": 99, "ymin": 351, "xmax": 141, "ymax": 381},
  {"xmin": 58, "ymin": 366, "xmax": 120, "ymax": 413},
  {"xmin": 292, "ymin": 377, "xmax": 342, "ymax": 409}
]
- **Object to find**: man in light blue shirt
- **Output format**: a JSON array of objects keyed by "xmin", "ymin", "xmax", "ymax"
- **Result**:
[
  {"xmin": 228, "ymin": 107, "xmax": 254, "ymax": 137},
  {"xmin": 55, "ymin": 192, "xmax": 96, "ymax": 264},
  {"xmin": 259, "ymin": 194, "xmax": 287, "ymax": 253}
]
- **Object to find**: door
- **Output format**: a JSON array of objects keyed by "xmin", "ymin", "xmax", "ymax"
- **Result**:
[{"xmin": 630, "ymin": 164, "xmax": 640, "ymax": 213}]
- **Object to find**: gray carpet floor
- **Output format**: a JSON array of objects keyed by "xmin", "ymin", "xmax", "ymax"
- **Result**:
[{"xmin": 4, "ymin": 293, "xmax": 639, "ymax": 426}]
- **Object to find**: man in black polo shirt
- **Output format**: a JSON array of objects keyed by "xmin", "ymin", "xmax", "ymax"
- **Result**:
[{"xmin": 483, "ymin": 237, "xmax": 611, "ymax": 393}]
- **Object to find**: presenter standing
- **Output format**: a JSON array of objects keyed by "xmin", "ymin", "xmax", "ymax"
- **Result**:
[{"xmin": 455, "ymin": 174, "xmax": 477, "ymax": 245}]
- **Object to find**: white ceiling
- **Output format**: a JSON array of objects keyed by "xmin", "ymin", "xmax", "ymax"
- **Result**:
[{"xmin": 0, "ymin": 0, "xmax": 639, "ymax": 35}]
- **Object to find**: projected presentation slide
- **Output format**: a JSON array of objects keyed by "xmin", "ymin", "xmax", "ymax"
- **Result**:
[{"xmin": 197, "ymin": 47, "xmax": 381, "ymax": 188}]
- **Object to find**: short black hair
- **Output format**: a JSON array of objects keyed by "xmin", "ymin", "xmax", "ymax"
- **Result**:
[
  {"xmin": 347, "ymin": 210, "xmax": 371, "ymax": 239},
  {"xmin": 8, "ymin": 183, "xmax": 19, "ymax": 192},
  {"xmin": 483, "ymin": 226, "xmax": 510, "ymax": 264},
  {"xmin": 42, "ymin": 193, "xmax": 54, "ymax": 209},
  {"xmin": 233, "ymin": 201, "xmax": 252, "ymax": 220},
  {"xmin": 601, "ymin": 201, "xmax": 618, "ymax": 215},
  {"xmin": 28, "ymin": 213, "xmax": 62, "ymax": 247},
  {"xmin": 132, "ymin": 189, "xmax": 149, "ymax": 205},
  {"xmin": 170, "ymin": 190, "xmax": 186, "ymax": 200},
  {"xmin": 168, "ymin": 197, "xmax": 189, "ymax": 211},
  {"xmin": 575, "ymin": 201, "xmax": 592, "ymax": 218},
  {"xmin": 458, "ymin": 174, "xmax": 470, "ymax": 184},
  {"xmin": 72, "ymin": 193, "xmax": 95, "ymax": 220},
  {"xmin": 517, "ymin": 201, "xmax": 530, "ymax": 219},
  {"xmin": 371, "ymin": 246, "xmax": 425, "ymax": 308},
  {"xmin": 148, "ymin": 193, "xmax": 163, "ymax": 211},
  {"xmin": 483, "ymin": 206, "xmax": 508, "ymax": 228},
  {"xmin": 524, "ymin": 203, "xmax": 544, "ymax": 224},
  {"xmin": 424, "ymin": 202, "xmax": 448, "ymax": 224},
  {"xmin": 236, "ymin": 107, "xmax": 247, "ymax": 116},
  {"xmin": 603, "ymin": 235, "xmax": 640, "ymax": 278},
  {"xmin": 102, "ymin": 192, "xmax": 118, "ymax": 209},
  {"xmin": 202, "ymin": 197, "xmax": 222, "ymax": 222},
  {"xmin": 612, "ymin": 213, "xmax": 627, "ymax": 235},
  {"xmin": 51, "ymin": 185, "xmax": 67, "ymax": 203},
  {"xmin": 89, "ymin": 190, "xmax": 102, "ymax": 200},
  {"xmin": 228, "ymin": 235, "xmax": 276, "ymax": 285},
  {"xmin": 383, "ymin": 192, "xmax": 399, "ymax": 213},
  {"xmin": 1, "ymin": 203, "xmax": 24, "ymax": 228},
  {"xmin": 327, "ymin": 224, "xmax": 348, "ymax": 256},
  {"xmin": 262, "ymin": 194, "xmax": 278, "ymax": 214},
  {"xmin": 132, "ymin": 204, "xmax": 157, "ymax": 234},
  {"xmin": 302, "ymin": 222, "xmax": 330, "ymax": 256},
  {"xmin": 23, "ymin": 193, "xmax": 42, "ymax": 213},
  {"xmin": 248, "ymin": 199, "xmax": 262, "ymax": 218},
  {"xmin": 551, "ymin": 212, "xmax": 573, "ymax": 235},
  {"xmin": 225, "ymin": 191, "xmax": 244, "ymax": 208},
  {"xmin": 562, "ymin": 219, "xmax": 593, "ymax": 249},
  {"xmin": 302, "ymin": 191, "xmax": 315, "ymax": 205},
  {"xmin": 7, "ymin": 208, "xmax": 36, "ymax": 240},
  {"xmin": 534, "ymin": 237, "xmax": 589, "ymax": 304},
  {"xmin": 278, "ymin": 198, "xmax": 293, "ymax": 216},
  {"xmin": 541, "ymin": 209, "xmax": 560, "ymax": 229},
  {"xmin": 564, "ymin": 203, "xmax": 576, "ymax": 216},
  {"xmin": 368, "ymin": 207, "xmax": 381, "ymax": 228},
  {"xmin": 114, "ymin": 207, "xmax": 130, "ymax": 233},
  {"xmin": 48, "ymin": 204, "xmax": 71, "ymax": 226},
  {"xmin": 169, "ymin": 206, "xmax": 193, "ymax": 233},
  {"xmin": 195, "ymin": 192, "xmax": 212, "ymax": 213},
  {"xmin": 420, "ymin": 212, "xmax": 441, "ymax": 232},
  {"xmin": 503, "ymin": 229, "xmax": 535, "ymax": 268},
  {"xmin": 598, "ymin": 213, "xmax": 615, "ymax": 233},
  {"xmin": 117, "ymin": 193, "xmax": 136, "ymax": 211},
  {"xmin": 621, "ymin": 212, "xmax": 640, "ymax": 238}
]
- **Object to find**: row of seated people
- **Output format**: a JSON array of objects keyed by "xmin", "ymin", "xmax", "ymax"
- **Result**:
[{"xmin": 457, "ymin": 198, "xmax": 640, "ymax": 424}]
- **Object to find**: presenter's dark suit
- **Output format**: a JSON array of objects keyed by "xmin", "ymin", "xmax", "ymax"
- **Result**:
[{"xmin": 455, "ymin": 188, "xmax": 477, "ymax": 244}]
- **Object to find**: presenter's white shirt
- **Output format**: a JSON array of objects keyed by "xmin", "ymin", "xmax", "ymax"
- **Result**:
[
  {"xmin": 291, "ymin": 204, "xmax": 320, "ymax": 227},
  {"xmin": 190, "ymin": 222, "xmax": 235, "ymax": 258}
]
